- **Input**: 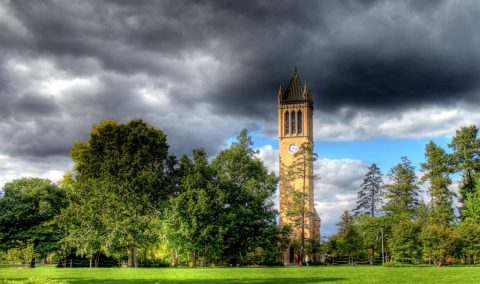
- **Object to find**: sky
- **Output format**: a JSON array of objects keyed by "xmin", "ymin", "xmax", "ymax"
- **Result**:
[{"xmin": 1, "ymin": 0, "xmax": 480, "ymax": 236}]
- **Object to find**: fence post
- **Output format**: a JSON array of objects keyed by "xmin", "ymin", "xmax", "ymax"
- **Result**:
[{"xmin": 70, "ymin": 259, "xmax": 73, "ymax": 268}]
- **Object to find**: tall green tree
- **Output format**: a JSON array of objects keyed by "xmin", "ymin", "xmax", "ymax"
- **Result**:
[
  {"xmin": 0, "ymin": 178, "xmax": 66, "ymax": 260},
  {"xmin": 384, "ymin": 156, "xmax": 420, "ymax": 215},
  {"xmin": 211, "ymin": 129, "xmax": 277, "ymax": 265},
  {"xmin": 356, "ymin": 215, "xmax": 387, "ymax": 264},
  {"xmin": 389, "ymin": 220, "xmax": 422, "ymax": 263},
  {"xmin": 353, "ymin": 163, "xmax": 384, "ymax": 217},
  {"xmin": 448, "ymin": 125, "xmax": 480, "ymax": 205},
  {"xmin": 420, "ymin": 224, "xmax": 456, "ymax": 266},
  {"xmin": 456, "ymin": 221, "xmax": 480, "ymax": 264},
  {"xmin": 420, "ymin": 141, "xmax": 455, "ymax": 224},
  {"xmin": 334, "ymin": 211, "xmax": 362, "ymax": 263},
  {"xmin": 61, "ymin": 119, "xmax": 174, "ymax": 267},
  {"xmin": 56, "ymin": 174, "xmax": 107, "ymax": 267},
  {"xmin": 162, "ymin": 148, "xmax": 222, "ymax": 266},
  {"xmin": 462, "ymin": 189, "xmax": 480, "ymax": 223}
]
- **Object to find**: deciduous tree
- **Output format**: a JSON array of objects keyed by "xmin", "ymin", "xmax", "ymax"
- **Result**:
[
  {"xmin": 211, "ymin": 129, "xmax": 277, "ymax": 265},
  {"xmin": 61, "ymin": 119, "xmax": 173, "ymax": 267},
  {"xmin": 0, "ymin": 178, "xmax": 66, "ymax": 261}
]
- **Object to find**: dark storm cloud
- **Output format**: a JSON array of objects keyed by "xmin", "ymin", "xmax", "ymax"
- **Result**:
[
  {"xmin": 1, "ymin": 0, "xmax": 479, "ymax": 159},
  {"xmin": 12, "ymin": 94, "xmax": 60, "ymax": 117}
]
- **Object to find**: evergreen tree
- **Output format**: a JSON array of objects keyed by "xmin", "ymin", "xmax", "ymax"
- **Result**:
[
  {"xmin": 420, "ymin": 141, "xmax": 455, "ymax": 224},
  {"xmin": 384, "ymin": 156, "xmax": 420, "ymax": 215},
  {"xmin": 448, "ymin": 125, "xmax": 480, "ymax": 205},
  {"xmin": 353, "ymin": 163, "xmax": 384, "ymax": 217}
]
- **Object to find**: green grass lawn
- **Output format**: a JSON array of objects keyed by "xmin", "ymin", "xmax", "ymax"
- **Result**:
[{"xmin": 1, "ymin": 266, "xmax": 480, "ymax": 284}]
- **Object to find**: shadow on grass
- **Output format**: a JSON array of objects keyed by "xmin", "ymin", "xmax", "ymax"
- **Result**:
[{"xmin": 6, "ymin": 277, "xmax": 345, "ymax": 284}]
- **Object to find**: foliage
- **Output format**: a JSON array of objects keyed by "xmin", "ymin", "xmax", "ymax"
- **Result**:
[
  {"xmin": 331, "ymin": 211, "xmax": 363, "ymax": 260},
  {"xmin": 389, "ymin": 220, "xmax": 422, "ymax": 263},
  {"xmin": 355, "ymin": 215, "xmax": 386, "ymax": 264},
  {"xmin": 455, "ymin": 221, "xmax": 480, "ymax": 264},
  {"xmin": 462, "ymin": 190, "xmax": 480, "ymax": 223},
  {"xmin": 0, "ymin": 178, "xmax": 67, "ymax": 259},
  {"xmin": 59, "ymin": 119, "xmax": 173, "ymax": 267},
  {"xmin": 448, "ymin": 125, "xmax": 480, "ymax": 206},
  {"xmin": 353, "ymin": 163, "xmax": 384, "ymax": 217},
  {"xmin": 162, "ymin": 148, "xmax": 222, "ymax": 266},
  {"xmin": 384, "ymin": 156, "xmax": 420, "ymax": 215},
  {"xmin": 163, "ymin": 129, "xmax": 280, "ymax": 266},
  {"xmin": 420, "ymin": 224, "xmax": 456, "ymax": 266},
  {"xmin": 210, "ymin": 129, "xmax": 278, "ymax": 265},
  {"xmin": 5, "ymin": 240, "xmax": 35, "ymax": 264},
  {"xmin": 420, "ymin": 141, "xmax": 455, "ymax": 225}
]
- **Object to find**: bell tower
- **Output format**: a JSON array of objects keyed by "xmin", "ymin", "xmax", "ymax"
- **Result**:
[{"xmin": 278, "ymin": 69, "xmax": 320, "ymax": 264}]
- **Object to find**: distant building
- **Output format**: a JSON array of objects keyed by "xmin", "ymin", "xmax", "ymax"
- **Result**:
[{"xmin": 278, "ymin": 69, "xmax": 321, "ymax": 264}]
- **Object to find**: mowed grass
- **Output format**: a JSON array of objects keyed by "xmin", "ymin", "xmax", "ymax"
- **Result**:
[{"xmin": 1, "ymin": 266, "xmax": 480, "ymax": 284}]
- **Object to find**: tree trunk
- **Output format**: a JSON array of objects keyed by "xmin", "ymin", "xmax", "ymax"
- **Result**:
[
  {"xmin": 171, "ymin": 250, "xmax": 178, "ymax": 267},
  {"xmin": 370, "ymin": 245, "xmax": 375, "ymax": 265},
  {"xmin": 95, "ymin": 254, "xmax": 100, "ymax": 267},
  {"xmin": 89, "ymin": 258, "xmax": 93, "ymax": 268},
  {"xmin": 128, "ymin": 243, "xmax": 137, "ymax": 268}
]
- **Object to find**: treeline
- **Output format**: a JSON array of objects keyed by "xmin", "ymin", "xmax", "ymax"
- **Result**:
[
  {"xmin": 0, "ymin": 119, "xmax": 287, "ymax": 267},
  {"xmin": 325, "ymin": 125, "xmax": 480, "ymax": 266}
]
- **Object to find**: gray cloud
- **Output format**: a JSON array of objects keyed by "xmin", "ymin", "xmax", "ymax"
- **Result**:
[{"xmin": 0, "ymin": 0, "xmax": 479, "ymax": 162}]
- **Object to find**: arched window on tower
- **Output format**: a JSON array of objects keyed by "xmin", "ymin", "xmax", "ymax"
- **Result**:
[
  {"xmin": 284, "ymin": 111, "xmax": 289, "ymax": 135},
  {"xmin": 291, "ymin": 111, "xmax": 296, "ymax": 134},
  {"xmin": 297, "ymin": 110, "xmax": 303, "ymax": 134}
]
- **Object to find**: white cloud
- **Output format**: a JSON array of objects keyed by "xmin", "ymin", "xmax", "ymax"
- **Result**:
[
  {"xmin": 255, "ymin": 144, "xmax": 278, "ymax": 175},
  {"xmin": 314, "ymin": 105, "xmax": 480, "ymax": 141},
  {"xmin": 255, "ymin": 146, "xmax": 368, "ymax": 237},
  {"xmin": 0, "ymin": 155, "xmax": 72, "ymax": 189},
  {"xmin": 314, "ymin": 158, "xmax": 368, "ymax": 236}
]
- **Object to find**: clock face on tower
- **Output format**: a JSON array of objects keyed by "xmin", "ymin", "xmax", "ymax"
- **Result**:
[{"xmin": 288, "ymin": 144, "xmax": 298, "ymax": 153}]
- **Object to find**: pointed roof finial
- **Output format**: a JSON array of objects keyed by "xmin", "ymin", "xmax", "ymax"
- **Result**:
[{"xmin": 294, "ymin": 65, "xmax": 298, "ymax": 73}]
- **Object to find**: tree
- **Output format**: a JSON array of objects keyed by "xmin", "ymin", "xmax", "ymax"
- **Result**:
[
  {"xmin": 456, "ymin": 221, "xmax": 480, "ymax": 264},
  {"xmin": 448, "ymin": 125, "xmax": 480, "ymax": 206},
  {"xmin": 0, "ymin": 178, "xmax": 67, "ymax": 261},
  {"xmin": 420, "ymin": 141, "xmax": 455, "ymax": 225},
  {"xmin": 285, "ymin": 142, "xmax": 318, "ymax": 266},
  {"xmin": 211, "ymin": 129, "xmax": 278, "ymax": 265},
  {"xmin": 420, "ymin": 224, "xmax": 456, "ymax": 266},
  {"xmin": 389, "ymin": 220, "xmax": 422, "ymax": 263},
  {"xmin": 162, "ymin": 148, "xmax": 222, "ymax": 266},
  {"xmin": 61, "ymin": 119, "xmax": 173, "ymax": 267},
  {"xmin": 384, "ymin": 156, "xmax": 420, "ymax": 215},
  {"xmin": 356, "ymin": 215, "xmax": 387, "ymax": 264},
  {"xmin": 462, "ymin": 190, "xmax": 480, "ymax": 223},
  {"xmin": 334, "ymin": 211, "xmax": 362, "ymax": 264},
  {"xmin": 353, "ymin": 163, "xmax": 384, "ymax": 217},
  {"xmin": 56, "ymin": 174, "xmax": 107, "ymax": 267}
]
